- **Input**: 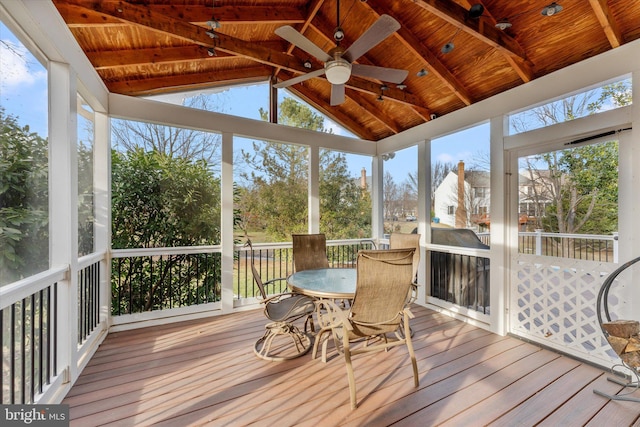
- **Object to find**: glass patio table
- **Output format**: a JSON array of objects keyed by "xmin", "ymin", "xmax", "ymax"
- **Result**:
[{"xmin": 287, "ymin": 267, "xmax": 356, "ymax": 299}]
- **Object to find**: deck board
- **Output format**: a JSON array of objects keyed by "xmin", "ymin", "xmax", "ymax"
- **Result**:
[{"xmin": 63, "ymin": 305, "xmax": 640, "ymax": 426}]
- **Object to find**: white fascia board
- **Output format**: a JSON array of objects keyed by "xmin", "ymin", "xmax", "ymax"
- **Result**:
[
  {"xmin": 108, "ymin": 92, "xmax": 377, "ymax": 156},
  {"xmin": 379, "ymin": 37, "xmax": 640, "ymax": 154}
]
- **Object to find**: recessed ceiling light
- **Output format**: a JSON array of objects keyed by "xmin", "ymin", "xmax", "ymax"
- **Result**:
[
  {"xmin": 495, "ymin": 19, "xmax": 512, "ymax": 30},
  {"xmin": 416, "ymin": 69, "xmax": 428, "ymax": 77},
  {"xmin": 541, "ymin": 2, "xmax": 563, "ymax": 16}
]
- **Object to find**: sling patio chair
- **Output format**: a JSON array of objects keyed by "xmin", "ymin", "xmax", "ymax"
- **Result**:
[
  {"xmin": 292, "ymin": 233, "xmax": 330, "ymax": 272},
  {"xmin": 245, "ymin": 240, "xmax": 316, "ymax": 361},
  {"xmin": 316, "ymin": 248, "xmax": 419, "ymax": 409},
  {"xmin": 390, "ymin": 232, "xmax": 421, "ymax": 304}
]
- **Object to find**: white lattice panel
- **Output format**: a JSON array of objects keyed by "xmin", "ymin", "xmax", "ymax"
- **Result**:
[{"xmin": 510, "ymin": 254, "xmax": 621, "ymax": 368}]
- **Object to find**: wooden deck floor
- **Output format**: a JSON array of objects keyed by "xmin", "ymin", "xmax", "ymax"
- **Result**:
[{"xmin": 63, "ymin": 305, "xmax": 640, "ymax": 426}]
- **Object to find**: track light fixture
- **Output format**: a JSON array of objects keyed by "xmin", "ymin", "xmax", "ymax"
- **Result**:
[
  {"xmin": 416, "ymin": 69, "xmax": 428, "ymax": 77},
  {"xmin": 207, "ymin": 48, "xmax": 216, "ymax": 57},
  {"xmin": 441, "ymin": 28, "xmax": 461, "ymax": 54},
  {"xmin": 382, "ymin": 152, "xmax": 395, "ymax": 161}
]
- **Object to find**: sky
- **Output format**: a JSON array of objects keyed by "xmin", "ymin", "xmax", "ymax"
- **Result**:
[{"xmin": 1, "ymin": 20, "xmax": 488, "ymax": 186}]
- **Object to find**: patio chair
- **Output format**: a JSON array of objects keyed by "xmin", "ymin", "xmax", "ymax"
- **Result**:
[
  {"xmin": 292, "ymin": 233, "xmax": 330, "ymax": 271},
  {"xmin": 317, "ymin": 248, "xmax": 419, "ymax": 409},
  {"xmin": 245, "ymin": 240, "xmax": 316, "ymax": 361},
  {"xmin": 390, "ymin": 232, "xmax": 421, "ymax": 304}
]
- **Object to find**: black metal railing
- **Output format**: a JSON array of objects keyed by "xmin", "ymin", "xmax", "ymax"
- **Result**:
[
  {"xmin": 111, "ymin": 252, "xmax": 222, "ymax": 315},
  {"xmin": 430, "ymin": 251, "xmax": 490, "ymax": 314},
  {"xmin": 78, "ymin": 261, "xmax": 100, "ymax": 344},
  {"xmin": 1, "ymin": 283, "xmax": 58, "ymax": 404},
  {"xmin": 235, "ymin": 240, "xmax": 378, "ymax": 300}
]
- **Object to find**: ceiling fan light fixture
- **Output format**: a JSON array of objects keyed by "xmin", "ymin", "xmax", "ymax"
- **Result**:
[
  {"xmin": 495, "ymin": 19, "xmax": 512, "ymax": 30},
  {"xmin": 325, "ymin": 58, "xmax": 352, "ymax": 85},
  {"xmin": 541, "ymin": 2, "xmax": 563, "ymax": 16},
  {"xmin": 441, "ymin": 42, "xmax": 455, "ymax": 54}
]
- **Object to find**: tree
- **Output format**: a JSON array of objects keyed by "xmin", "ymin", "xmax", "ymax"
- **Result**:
[
  {"xmin": 111, "ymin": 149, "xmax": 221, "ymax": 312},
  {"xmin": 237, "ymin": 97, "xmax": 370, "ymax": 241},
  {"xmin": 0, "ymin": 108, "xmax": 48, "ymax": 285},
  {"xmin": 517, "ymin": 80, "xmax": 629, "ymax": 237},
  {"xmin": 111, "ymin": 94, "xmax": 222, "ymax": 168}
]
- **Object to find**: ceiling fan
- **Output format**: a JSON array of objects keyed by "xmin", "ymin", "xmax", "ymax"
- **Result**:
[{"xmin": 273, "ymin": 4, "xmax": 408, "ymax": 106}]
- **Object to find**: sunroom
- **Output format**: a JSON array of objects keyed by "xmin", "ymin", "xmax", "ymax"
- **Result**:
[{"xmin": 2, "ymin": 1, "xmax": 640, "ymax": 424}]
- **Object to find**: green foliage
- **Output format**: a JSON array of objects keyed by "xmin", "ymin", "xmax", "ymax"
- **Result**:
[
  {"xmin": 111, "ymin": 148, "xmax": 222, "ymax": 312},
  {"xmin": 240, "ymin": 98, "xmax": 371, "ymax": 241},
  {"xmin": 0, "ymin": 108, "xmax": 49, "ymax": 285},
  {"xmin": 111, "ymin": 148, "xmax": 221, "ymax": 248}
]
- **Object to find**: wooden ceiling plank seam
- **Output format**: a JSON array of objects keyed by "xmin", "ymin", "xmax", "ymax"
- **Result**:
[
  {"xmin": 364, "ymin": 0, "xmax": 473, "ymax": 106},
  {"xmin": 64, "ymin": 0, "xmax": 312, "ymax": 75},
  {"xmin": 413, "ymin": 0, "xmax": 527, "ymax": 60},
  {"xmin": 587, "ymin": 0, "xmax": 623, "ymax": 48},
  {"xmin": 344, "ymin": 88, "xmax": 402, "ymax": 134}
]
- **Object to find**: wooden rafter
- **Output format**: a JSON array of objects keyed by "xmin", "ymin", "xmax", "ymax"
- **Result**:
[
  {"xmin": 105, "ymin": 66, "xmax": 272, "ymax": 96},
  {"xmin": 345, "ymin": 88, "xmax": 403, "ymax": 135},
  {"xmin": 453, "ymin": 0, "xmax": 533, "ymax": 82},
  {"xmin": 413, "ymin": 0, "xmax": 527, "ymax": 60},
  {"xmin": 364, "ymin": 0, "xmax": 473, "ymax": 106},
  {"xmin": 588, "ymin": 0, "xmax": 623, "ymax": 48}
]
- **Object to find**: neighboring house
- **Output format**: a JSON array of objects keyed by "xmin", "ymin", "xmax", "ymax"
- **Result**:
[{"xmin": 434, "ymin": 162, "xmax": 553, "ymax": 230}]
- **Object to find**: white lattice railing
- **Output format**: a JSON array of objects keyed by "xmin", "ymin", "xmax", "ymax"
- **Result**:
[{"xmin": 510, "ymin": 254, "xmax": 621, "ymax": 368}]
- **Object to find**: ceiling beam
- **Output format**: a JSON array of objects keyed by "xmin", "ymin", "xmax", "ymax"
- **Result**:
[
  {"xmin": 66, "ymin": 1, "xmax": 312, "ymax": 74},
  {"xmin": 86, "ymin": 46, "xmax": 232, "ymax": 69},
  {"xmin": 453, "ymin": 0, "xmax": 533, "ymax": 82},
  {"xmin": 344, "ymin": 88, "xmax": 402, "ymax": 135},
  {"xmin": 105, "ymin": 66, "xmax": 272, "ymax": 96},
  {"xmin": 413, "ymin": 0, "xmax": 527, "ymax": 60},
  {"xmin": 588, "ymin": 0, "xmax": 623, "ymax": 48},
  {"xmin": 364, "ymin": 0, "xmax": 473, "ymax": 106},
  {"xmin": 53, "ymin": 1, "xmax": 306, "ymax": 26},
  {"xmin": 287, "ymin": 86, "xmax": 377, "ymax": 141}
]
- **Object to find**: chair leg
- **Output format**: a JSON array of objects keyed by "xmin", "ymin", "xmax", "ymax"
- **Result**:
[
  {"xmin": 342, "ymin": 331, "xmax": 358, "ymax": 410},
  {"xmin": 254, "ymin": 322, "xmax": 312, "ymax": 362},
  {"xmin": 404, "ymin": 315, "xmax": 419, "ymax": 388}
]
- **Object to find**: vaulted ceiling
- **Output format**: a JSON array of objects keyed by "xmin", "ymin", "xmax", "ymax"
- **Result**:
[{"xmin": 52, "ymin": 0, "xmax": 640, "ymax": 141}]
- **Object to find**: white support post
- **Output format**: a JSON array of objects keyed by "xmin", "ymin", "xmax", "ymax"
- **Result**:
[
  {"xmin": 617, "ymin": 68, "xmax": 640, "ymax": 320},
  {"xmin": 221, "ymin": 132, "xmax": 235, "ymax": 313},
  {"xmin": 48, "ymin": 61, "xmax": 79, "ymax": 383},
  {"xmin": 372, "ymin": 155, "xmax": 384, "ymax": 239},
  {"xmin": 93, "ymin": 111, "xmax": 111, "ymax": 327},
  {"xmin": 308, "ymin": 145, "xmax": 320, "ymax": 234},
  {"xmin": 489, "ymin": 115, "xmax": 507, "ymax": 335},
  {"xmin": 416, "ymin": 139, "xmax": 430, "ymax": 302}
]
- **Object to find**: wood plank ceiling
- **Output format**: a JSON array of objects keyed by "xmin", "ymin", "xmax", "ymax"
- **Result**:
[{"xmin": 52, "ymin": 0, "xmax": 640, "ymax": 141}]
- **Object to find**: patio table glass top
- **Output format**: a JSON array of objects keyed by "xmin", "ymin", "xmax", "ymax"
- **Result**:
[{"xmin": 287, "ymin": 268, "xmax": 356, "ymax": 299}]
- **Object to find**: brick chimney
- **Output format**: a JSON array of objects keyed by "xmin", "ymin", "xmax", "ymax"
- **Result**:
[
  {"xmin": 456, "ymin": 160, "xmax": 467, "ymax": 228},
  {"xmin": 360, "ymin": 168, "xmax": 367, "ymax": 189}
]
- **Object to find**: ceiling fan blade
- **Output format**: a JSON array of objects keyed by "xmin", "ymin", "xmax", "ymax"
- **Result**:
[
  {"xmin": 330, "ymin": 84, "xmax": 345, "ymax": 106},
  {"xmin": 275, "ymin": 26, "xmax": 332, "ymax": 63},
  {"xmin": 351, "ymin": 64, "xmax": 408, "ymax": 84},
  {"xmin": 273, "ymin": 68, "xmax": 326, "ymax": 89},
  {"xmin": 342, "ymin": 15, "xmax": 400, "ymax": 63}
]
